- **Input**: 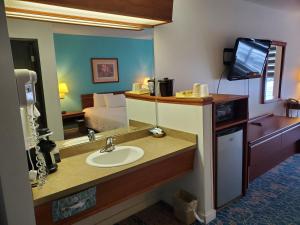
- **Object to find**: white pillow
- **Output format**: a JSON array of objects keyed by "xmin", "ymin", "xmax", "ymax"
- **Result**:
[
  {"xmin": 104, "ymin": 94, "xmax": 126, "ymax": 108},
  {"xmin": 93, "ymin": 93, "xmax": 106, "ymax": 108}
]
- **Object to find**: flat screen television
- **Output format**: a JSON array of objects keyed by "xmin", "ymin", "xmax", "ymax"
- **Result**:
[{"xmin": 227, "ymin": 38, "xmax": 271, "ymax": 81}]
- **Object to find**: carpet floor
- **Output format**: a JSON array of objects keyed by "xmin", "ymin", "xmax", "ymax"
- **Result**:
[{"xmin": 115, "ymin": 154, "xmax": 300, "ymax": 225}]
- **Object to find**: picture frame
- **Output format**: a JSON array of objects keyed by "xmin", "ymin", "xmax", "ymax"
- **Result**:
[{"xmin": 91, "ymin": 58, "xmax": 119, "ymax": 83}]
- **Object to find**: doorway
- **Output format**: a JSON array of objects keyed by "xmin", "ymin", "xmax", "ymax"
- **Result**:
[{"xmin": 10, "ymin": 39, "xmax": 47, "ymax": 129}]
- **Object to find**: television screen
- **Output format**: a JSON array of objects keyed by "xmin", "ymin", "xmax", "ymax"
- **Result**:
[{"xmin": 227, "ymin": 38, "xmax": 271, "ymax": 81}]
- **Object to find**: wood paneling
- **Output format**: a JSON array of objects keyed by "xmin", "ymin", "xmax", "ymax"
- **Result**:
[
  {"xmin": 35, "ymin": 148, "xmax": 195, "ymax": 225},
  {"xmin": 21, "ymin": 0, "xmax": 173, "ymax": 22}
]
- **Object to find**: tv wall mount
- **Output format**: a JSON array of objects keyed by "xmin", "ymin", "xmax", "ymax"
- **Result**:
[{"xmin": 223, "ymin": 48, "xmax": 233, "ymax": 66}]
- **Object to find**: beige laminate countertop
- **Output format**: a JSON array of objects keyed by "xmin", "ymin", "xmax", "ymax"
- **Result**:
[{"xmin": 32, "ymin": 135, "xmax": 196, "ymax": 206}]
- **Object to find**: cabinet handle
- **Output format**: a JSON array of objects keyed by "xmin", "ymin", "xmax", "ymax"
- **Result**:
[
  {"xmin": 250, "ymin": 133, "xmax": 282, "ymax": 148},
  {"xmin": 250, "ymin": 125, "xmax": 300, "ymax": 148}
]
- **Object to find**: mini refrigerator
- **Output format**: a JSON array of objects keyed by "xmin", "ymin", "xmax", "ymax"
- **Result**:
[{"xmin": 217, "ymin": 126, "xmax": 243, "ymax": 208}]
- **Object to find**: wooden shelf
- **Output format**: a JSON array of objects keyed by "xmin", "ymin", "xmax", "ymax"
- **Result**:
[
  {"xmin": 212, "ymin": 94, "xmax": 249, "ymax": 209},
  {"xmin": 216, "ymin": 118, "xmax": 248, "ymax": 131},
  {"xmin": 211, "ymin": 94, "xmax": 248, "ymax": 104},
  {"xmin": 125, "ymin": 92, "xmax": 213, "ymax": 106}
]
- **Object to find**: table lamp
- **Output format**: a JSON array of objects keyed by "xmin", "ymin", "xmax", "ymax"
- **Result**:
[
  {"xmin": 59, "ymin": 82, "xmax": 69, "ymax": 114},
  {"xmin": 59, "ymin": 82, "xmax": 69, "ymax": 99}
]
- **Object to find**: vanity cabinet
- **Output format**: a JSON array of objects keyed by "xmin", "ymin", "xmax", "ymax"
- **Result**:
[
  {"xmin": 248, "ymin": 115, "xmax": 300, "ymax": 181},
  {"xmin": 34, "ymin": 147, "xmax": 196, "ymax": 225}
]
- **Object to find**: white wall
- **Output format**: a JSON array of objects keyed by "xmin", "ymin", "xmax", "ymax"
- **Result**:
[
  {"xmin": 7, "ymin": 18, "xmax": 64, "ymax": 140},
  {"xmin": 0, "ymin": 4, "xmax": 36, "ymax": 224},
  {"xmin": 154, "ymin": 0, "xmax": 300, "ymax": 118},
  {"xmin": 157, "ymin": 103, "xmax": 215, "ymax": 223},
  {"xmin": 126, "ymin": 98, "xmax": 157, "ymax": 125}
]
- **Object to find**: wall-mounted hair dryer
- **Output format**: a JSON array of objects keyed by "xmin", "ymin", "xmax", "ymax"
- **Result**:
[{"xmin": 15, "ymin": 69, "xmax": 47, "ymax": 187}]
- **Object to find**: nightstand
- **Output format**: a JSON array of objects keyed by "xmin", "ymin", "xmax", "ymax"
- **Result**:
[{"xmin": 62, "ymin": 112, "xmax": 87, "ymax": 139}]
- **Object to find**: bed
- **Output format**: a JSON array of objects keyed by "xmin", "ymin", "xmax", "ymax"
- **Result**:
[{"xmin": 81, "ymin": 91, "xmax": 128, "ymax": 132}]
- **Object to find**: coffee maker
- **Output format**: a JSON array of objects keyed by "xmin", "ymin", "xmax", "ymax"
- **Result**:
[
  {"xmin": 27, "ymin": 128, "xmax": 58, "ymax": 174},
  {"xmin": 158, "ymin": 77, "xmax": 174, "ymax": 97},
  {"xmin": 38, "ymin": 128, "xmax": 58, "ymax": 173}
]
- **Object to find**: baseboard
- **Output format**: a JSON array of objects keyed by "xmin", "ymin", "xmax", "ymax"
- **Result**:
[
  {"xmin": 199, "ymin": 208, "xmax": 216, "ymax": 224},
  {"xmin": 74, "ymin": 190, "xmax": 160, "ymax": 225}
]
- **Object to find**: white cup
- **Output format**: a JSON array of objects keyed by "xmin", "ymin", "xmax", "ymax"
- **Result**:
[
  {"xmin": 192, "ymin": 83, "xmax": 201, "ymax": 97},
  {"xmin": 200, "ymin": 84, "xmax": 209, "ymax": 97},
  {"xmin": 132, "ymin": 83, "xmax": 142, "ymax": 91}
]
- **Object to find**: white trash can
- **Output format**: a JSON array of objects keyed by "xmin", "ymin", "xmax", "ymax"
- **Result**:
[{"xmin": 173, "ymin": 190, "xmax": 198, "ymax": 225}]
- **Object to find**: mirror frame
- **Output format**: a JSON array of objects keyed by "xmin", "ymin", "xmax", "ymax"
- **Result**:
[{"xmin": 261, "ymin": 40, "xmax": 286, "ymax": 104}]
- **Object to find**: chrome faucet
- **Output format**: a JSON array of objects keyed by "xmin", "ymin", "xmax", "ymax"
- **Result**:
[
  {"xmin": 87, "ymin": 129, "xmax": 95, "ymax": 142},
  {"xmin": 100, "ymin": 136, "xmax": 116, "ymax": 153}
]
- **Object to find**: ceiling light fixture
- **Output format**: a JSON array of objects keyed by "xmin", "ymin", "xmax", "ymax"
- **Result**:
[{"xmin": 4, "ymin": 0, "xmax": 166, "ymax": 30}]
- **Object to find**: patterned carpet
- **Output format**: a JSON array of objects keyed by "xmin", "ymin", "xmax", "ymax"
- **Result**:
[{"xmin": 116, "ymin": 154, "xmax": 300, "ymax": 225}]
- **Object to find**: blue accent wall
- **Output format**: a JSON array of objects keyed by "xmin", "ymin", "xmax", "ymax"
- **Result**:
[{"xmin": 53, "ymin": 33, "xmax": 154, "ymax": 112}]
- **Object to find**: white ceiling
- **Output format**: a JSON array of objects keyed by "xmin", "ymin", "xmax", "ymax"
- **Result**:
[{"xmin": 243, "ymin": 0, "xmax": 300, "ymax": 11}]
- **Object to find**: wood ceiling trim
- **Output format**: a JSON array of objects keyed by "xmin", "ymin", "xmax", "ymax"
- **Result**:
[
  {"xmin": 5, "ymin": 7, "xmax": 153, "ymax": 29},
  {"xmin": 20, "ymin": 0, "xmax": 173, "ymax": 22}
]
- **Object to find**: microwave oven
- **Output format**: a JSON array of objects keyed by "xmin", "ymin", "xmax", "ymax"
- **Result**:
[{"xmin": 216, "ymin": 102, "xmax": 235, "ymax": 123}]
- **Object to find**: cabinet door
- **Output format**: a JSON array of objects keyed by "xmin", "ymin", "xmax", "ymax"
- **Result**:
[
  {"xmin": 249, "ymin": 134, "xmax": 282, "ymax": 181},
  {"xmin": 281, "ymin": 125, "xmax": 300, "ymax": 155}
]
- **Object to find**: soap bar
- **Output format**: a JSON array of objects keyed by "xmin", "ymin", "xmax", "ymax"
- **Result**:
[{"xmin": 52, "ymin": 187, "xmax": 96, "ymax": 222}]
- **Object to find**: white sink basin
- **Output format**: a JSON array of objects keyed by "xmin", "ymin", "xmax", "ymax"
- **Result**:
[{"xmin": 86, "ymin": 146, "xmax": 144, "ymax": 168}]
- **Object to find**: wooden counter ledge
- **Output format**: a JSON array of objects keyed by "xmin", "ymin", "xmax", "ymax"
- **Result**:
[{"xmin": 125, "ymin": 92, "xmax": 213, "ymax": 106}]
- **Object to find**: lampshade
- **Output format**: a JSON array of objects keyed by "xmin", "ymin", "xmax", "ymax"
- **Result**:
[
  {"xmin": 59, "ymin": 82, "xmax": 69, "ymax": 99},
  {"xmin": 143, "ymin": 77, "xmax": 150, "ymax": 84}
]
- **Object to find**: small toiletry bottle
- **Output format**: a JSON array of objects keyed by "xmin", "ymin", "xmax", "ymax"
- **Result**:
[{"xmin": 148, "ymin": 78, "xmax": 155, "ymax": 96}]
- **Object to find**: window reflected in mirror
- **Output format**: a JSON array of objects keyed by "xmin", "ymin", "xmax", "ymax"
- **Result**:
[{"xmin": 262, "ymin": 41, "xmax": 286, "ymax": 104}]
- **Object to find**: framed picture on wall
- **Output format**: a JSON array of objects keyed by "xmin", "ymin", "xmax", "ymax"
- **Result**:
[{"xmin": 91, "ymin": 58, "xmax": 119, "ymax": 83}]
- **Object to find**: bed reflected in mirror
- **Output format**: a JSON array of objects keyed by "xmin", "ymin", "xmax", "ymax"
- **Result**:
[{"xmin": 55, "ymin": 31, "xmax": 155, "ymax": 143}]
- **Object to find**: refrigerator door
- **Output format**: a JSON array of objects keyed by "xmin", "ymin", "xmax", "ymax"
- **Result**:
[{"xmin": 217, "ymin": 128, "xmax": 243, "ymax": 208}]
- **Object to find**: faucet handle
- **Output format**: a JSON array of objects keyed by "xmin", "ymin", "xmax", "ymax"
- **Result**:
[
  {"xmin": 112, "ymin": 136, "xmax": 117, "ymax": 145},
  {"xmin": 88, "ymin": 129, "xmax": 94, "ymax": 133},
  {"xmin": 106, "ymin": 136, "xmax": 114, "ymax": 144},
  {"xmin": 87, "ymin": 129, "xmax": 95, "ymax": 142}
]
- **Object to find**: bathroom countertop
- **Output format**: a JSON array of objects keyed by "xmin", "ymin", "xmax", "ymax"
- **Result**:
[{"xmin": 32, "ymin": 135, "xmax": 197, "ymax": 206}]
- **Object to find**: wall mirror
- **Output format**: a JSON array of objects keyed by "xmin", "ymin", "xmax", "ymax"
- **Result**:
[
  {"xmin": 55, "ymin": 32, "xmax": 155, "ymax": 143},
  {"xmin": 8, "ymin": 18, "xmax": 156, "ymax": 147},
  {"xmin": 261, "ymin": 41, "xmax": 286, "ymax": 104}
]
